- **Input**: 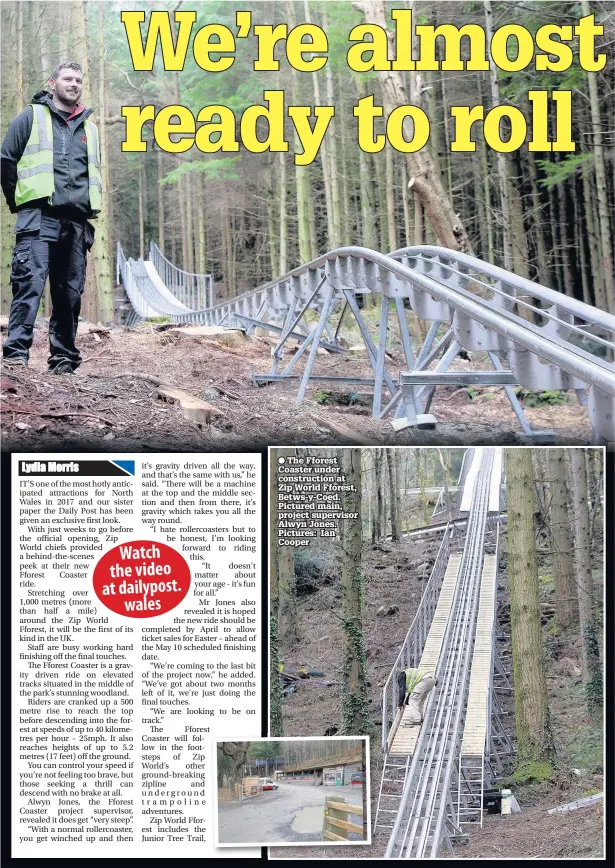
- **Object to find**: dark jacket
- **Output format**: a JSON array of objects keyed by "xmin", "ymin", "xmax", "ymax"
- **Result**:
[{"xmin": 1, "ymin": 90, "xmax": 96, "ymax": 223}]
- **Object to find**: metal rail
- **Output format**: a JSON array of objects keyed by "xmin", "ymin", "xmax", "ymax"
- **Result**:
[
  {"xmin": 381, "ymin": 449, "xmax": 500, "ymax": 858},
  {"xmin": 115, "ymin": 243, "xmax": 615, "ymax": 442},
  {"xmin": 148, "ymin": 242, "xmax": 213, "ymax": 310},
  {"xmin": 379, "ymin": 526, "xmax": 456, "ymax": 757}
]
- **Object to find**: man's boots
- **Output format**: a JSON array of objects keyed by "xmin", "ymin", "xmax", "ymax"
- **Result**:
[{"xmin": 405, "ymin": 673, "xmax": 437, "ymax": 724}]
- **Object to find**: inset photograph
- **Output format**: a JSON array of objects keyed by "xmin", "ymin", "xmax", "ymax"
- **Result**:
[{"xmin": 215, "ymin": 737, "xmax": 370, "ymax": 847}]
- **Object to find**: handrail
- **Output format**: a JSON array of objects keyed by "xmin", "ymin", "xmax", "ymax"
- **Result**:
[
  {"xmin": 148, "ymin": 241, "xmax": 214, "ymax": 310},
  {"xmin": 380, "ymin": 524, "xmax": 455, "ymax": 754}
]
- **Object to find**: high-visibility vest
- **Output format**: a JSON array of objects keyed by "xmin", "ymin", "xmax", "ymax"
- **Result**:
[
  {"xmin": 404, "ymin": 669, "xmax": 424, "ymax": 695},
  {"xmin": 15, "ymin": 103, "xmax": 103, "ymax": 213}
]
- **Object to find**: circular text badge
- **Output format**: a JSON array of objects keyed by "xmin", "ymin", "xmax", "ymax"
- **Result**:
[{"xmin": 93, "ymin": 540, "xmax": 191, "ymax": 618}]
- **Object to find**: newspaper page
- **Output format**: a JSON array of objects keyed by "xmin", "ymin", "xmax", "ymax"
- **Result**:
[{"xmin": 11, "ymin": 452, "xmax": 262, "ymax": 859}]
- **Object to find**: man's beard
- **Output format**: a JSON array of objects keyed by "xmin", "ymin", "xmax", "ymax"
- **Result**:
[{"xmin": 57, "ymin": 87, "xmax": 81, "ymax": 105}]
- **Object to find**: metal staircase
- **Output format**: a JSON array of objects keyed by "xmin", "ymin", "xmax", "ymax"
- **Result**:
[{"xmin": 115, "ymin": 242, "xmax": 615, "ymax": 443}]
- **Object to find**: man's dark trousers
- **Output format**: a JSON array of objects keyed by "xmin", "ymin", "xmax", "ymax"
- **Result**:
[{"xmin": 4, "ymin": 218, "xmax": 87, "ymax": 370}]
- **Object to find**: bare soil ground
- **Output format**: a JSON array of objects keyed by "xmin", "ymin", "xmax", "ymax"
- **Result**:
[{"xmin": 1, "ymin": 320, "xmax": 591, "ymax": 451}]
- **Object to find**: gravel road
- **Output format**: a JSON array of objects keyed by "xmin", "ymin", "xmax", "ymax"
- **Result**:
[{"xmin": 217, "ymin": 781, "xmax": 365, "ymax": 845}]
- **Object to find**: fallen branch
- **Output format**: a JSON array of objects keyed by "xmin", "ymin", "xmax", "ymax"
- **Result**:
[
  {"xmin": 81, "ymin": 349, "xmax": 118, "ymax": 363},
  {"xmin": 212, "ymin": 383, "xmax": 242, "ymax": 400},
  {"xmin": 307, "ymin": 412, "xmax": 373, "ymax": 445},
  {"xmin": 87, "ymin": 371, "xmax": 177, "ymax": 389},
  {"xmin": 8, "ymin": 408, "xmax": 114, "ymax": 426}
]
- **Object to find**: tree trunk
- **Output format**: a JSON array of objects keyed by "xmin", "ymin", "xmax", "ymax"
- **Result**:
[
  {"xmin": 16, "ymin": 1, "xmax": 23, "ymax": 113},
  {"xmin": 177, "ymin": 172, "xmax": 188, "ymax": 270},
  {"xmin": 323, "ymin": 6, "xmax": 342, "ymax": 247},
  {"xmin": 401, "ymin": 158, "xmax": 412, "ymax": 247},
  {"xmin": 266, "ymin": 166, "xmax": 278, "ymax": 278},
  {"xmin": 417, "ymin": 450, "xmax": 429, "ymax": 525},
  {"xmin": 581, "ymin": 0, "xmax": 614, "ymax": 312},
  {"xmin": 278, "ymin": 538, "xmax": 297, "ymax": 645},
  {"xmin": 483, "ymin": 0, "xmax": 513, "ymax": 270},
  {"xmin": 569, "ymin": 449, "xmax": 602, "ymax": 714},
  {"xmin": 338, "ymin": 72, "xmax": 351, "ymax": 243},
  {"xmin": 185, "ymin": 168, "xmax": 194, "ymax": 273},
  {"xmin": 510, "ymin": 153, "xmax": 530, "ymax": 281},
  {"xmin": 527, "ymin": 150, "xmax": 550, "ymax": 286},
  {"xmin": 138, "ymin": 161, "xmax": 145, "ymax": 261},
  {"xmin": 387, "ymin": 450, "xmax": 400, "ymax": 541},
  {"xmin": 1, "ymin": 5, "xmax": 17, "ymax": 313},
  {"xmin": 506, "ymin": 448, "xmax": 555, "ymax": 770},
  {"xmin": 196, "ymin": 172, "xmax": 206, "ymax": 275},
  {"xmin": 286, "ymin": 0, "xmax": 311, "ymax": 265},
  {"xmin": 157, "ymin": 147, "xmax": 165, "ymax": 253},
  {"xmin": 438, "ymin": 449, "xmax": 452, "ymax": 520},
  {"xmin": 73, "ymin": 0, "xmax": 112, "ymax": 321},
  {"xmin": 220, "ymin": 742, "xmax": 250, "ymax": 788},
  {"xmin": 546, "ymin": 451, "xmax": 578, "ymax": 629},
  {"xmin": 278, "ymin": 151, "xmax": 287, "ymax": 275},
  {"xmin": 358, "ymin": 0, "xmax": 473, "ymax": 253},
  {"xmin": 378, "ymin": 449, "xmax": 387, "ymax": 536},
  {"xmin": 304, "ymin": 2, "xmax": 334, "ymax": 250},
  {"xmin": 373, "ymin": 450, "xmax": 382, "ymax": 540},
  {"xmin": 385, "ymin": 144, "xmax": 397, "ymax": 251},
  {"xmin": 338, "ymin": 448, "xmax": 372, "ymax": 735}
]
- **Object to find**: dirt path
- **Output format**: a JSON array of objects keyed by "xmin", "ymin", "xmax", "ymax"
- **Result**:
[
  {"xmin": 218, "ymin": 781, "xmax": 365, "ymax": 845},
  {"xmin": 1, "ymin": 321, "xmax": 591, "ymax": 451}
]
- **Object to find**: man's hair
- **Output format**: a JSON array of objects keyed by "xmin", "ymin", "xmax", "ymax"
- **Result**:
[{"xmin": 50, "ymin": 61, "xmax": 83, "ymax": 81}]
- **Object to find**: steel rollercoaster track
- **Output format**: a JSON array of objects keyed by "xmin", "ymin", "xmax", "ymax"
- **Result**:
[
  {"xmin": 375, "ymin": 447, "xmax": 505, "ymax": 858},
  {"xmin": 116, "ymin": 242, "xmax": 615, "ymax": 443}
]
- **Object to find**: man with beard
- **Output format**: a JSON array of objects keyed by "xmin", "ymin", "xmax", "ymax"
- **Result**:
[{"xmin": 1, "ymin": 61, "xmax": 102, "ymax": 373}]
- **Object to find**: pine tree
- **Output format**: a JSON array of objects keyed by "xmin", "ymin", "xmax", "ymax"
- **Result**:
[
  {"xmin": 506, "ymin": 448, "xmax": 555, "ymax": 773},
  {"xmin": 338, "ymin": 448, "xmax": 372, "ymax": 735}
]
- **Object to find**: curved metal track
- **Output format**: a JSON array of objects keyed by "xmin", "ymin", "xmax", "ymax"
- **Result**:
[{"xmin": 116, "ymin": 242, "xmax": 615, "ymax": 442}]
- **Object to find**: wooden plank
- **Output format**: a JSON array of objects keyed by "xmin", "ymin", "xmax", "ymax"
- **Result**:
[
  {"xmin": 326, "ymin": 801, "xmax": 363, "ymax": 815},
  {"xmin": 326, "ymin": 816, "xmax": 364, "ymax": 835},
  {"xmin": 325, "ymin": 796, "xmax": 349, "ymax": 841},
  {"xmin": 324, "ymin": 830, "xmax": 347, "ymax": 842}
]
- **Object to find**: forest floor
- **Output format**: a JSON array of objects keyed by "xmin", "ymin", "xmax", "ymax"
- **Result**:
[
  {"xmin": 1, "ymin": 318, "xmax": 592, "ymax": 451},
  {"xmin": 270, "ymin": 513, "xmax": 604, "ymax": 860}
]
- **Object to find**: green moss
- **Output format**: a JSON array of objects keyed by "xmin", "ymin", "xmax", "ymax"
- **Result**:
[
  {"xmin": 514, "ymin": 388, "xmax": 568, "ymax": 407},
  {"xmin": 144, "ymin": 315, "xmax": 171, "ymax": 324},
  {"xmin": 340, "ymin": 614, "xmax": 373, "ymax": 736},
  {"xmin": 568, "ymin": 724, "xmax": 603, "ymax": 773},
  {"xmin": 508, "ymin": 760, "xmax": 555, "ymax": 786}
]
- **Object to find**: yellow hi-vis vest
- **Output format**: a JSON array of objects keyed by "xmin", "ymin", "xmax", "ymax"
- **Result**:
[
  {"xmin": 404, "ymin": 669, "xmax": 424, "ymax": 695},
  {"xmin": 15, "ymin": 103, "xmax": 103, "ymax": 213}
]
